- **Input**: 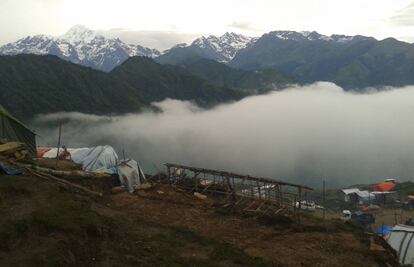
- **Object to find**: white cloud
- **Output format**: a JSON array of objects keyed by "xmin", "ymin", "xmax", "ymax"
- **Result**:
[{"xmin": 32, "ymin": 83, "xmax": 414, "ymax": 188}]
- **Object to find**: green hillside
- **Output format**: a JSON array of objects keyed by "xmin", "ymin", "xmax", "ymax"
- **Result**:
[
  {"xmin": 0, "ymin": 55, "xmax": 245, "ymax": 120},
  {"xmin": 156, "ymin": 52, "xmax": 294, "ymax": 92},
  {"xmin": 230, "ymin": 34, "xmax": 414, "ymax": 89}
]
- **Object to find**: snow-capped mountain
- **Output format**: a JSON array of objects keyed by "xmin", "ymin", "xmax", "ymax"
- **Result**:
[
  {"xmin": 268, "ymin": 30, "xmax": 374, "ymax": 43},
  {"xmin": 0, "ymin": 25, "xmax": 160, "ymax": 71},
  {"xmin": 187, "ymin": 32, "xmax": 257, "ymax": 62}
]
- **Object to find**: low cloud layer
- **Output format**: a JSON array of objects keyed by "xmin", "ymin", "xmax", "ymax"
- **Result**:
[{"xmin": 31, "ymin": 82, "xmax": 414, "ymax": 188}]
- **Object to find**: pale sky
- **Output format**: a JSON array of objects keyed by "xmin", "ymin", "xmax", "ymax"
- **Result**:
[{"xmin": 1, "ymin": 0, "xmax": 414, "ymax": 47}]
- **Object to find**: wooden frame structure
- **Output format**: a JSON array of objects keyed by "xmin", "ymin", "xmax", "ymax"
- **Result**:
[{"xmin": 165, "ymin": 163, "xmax": 313, "ymax": 218}]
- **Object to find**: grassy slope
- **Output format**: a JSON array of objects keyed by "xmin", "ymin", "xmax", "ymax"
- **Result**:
[{"xmin": 0, "ymin": 175, "xmax": 270, "ymax": 267}]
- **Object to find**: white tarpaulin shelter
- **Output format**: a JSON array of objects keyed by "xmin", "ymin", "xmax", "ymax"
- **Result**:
[
  {"xmin": 42, "ymin": 145, "xmax": 118, "ymax": 172},
  {"xmin": 40, "ymin": 145, "xmax": 147, "ymax": 193},
  {"xmin": 387, "ymin": 224, "xmax": 414, "ymax": 265},
  {"xmin": 117, "ymin": 159, "xmax": 146, "ymax": 193}
]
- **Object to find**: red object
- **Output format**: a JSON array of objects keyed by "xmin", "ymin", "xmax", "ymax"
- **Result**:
[
  {"xmin": 36, "ymin": 147, "xmax": 52, "ymax": 158},
  {"xmin": 374, "ymin": 182, "xmax": 396, "ymax": 192}
]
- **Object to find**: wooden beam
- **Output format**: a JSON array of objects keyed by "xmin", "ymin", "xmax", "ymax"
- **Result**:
[{"xmin": 165, "ymin": 163, "xmax": 313, "ymax": 190}]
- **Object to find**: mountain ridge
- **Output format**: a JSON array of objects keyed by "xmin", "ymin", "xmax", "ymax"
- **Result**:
[
  {"xmin": 0, "ymin": 54, "xmax": 244, "ymax": 120},
  {"xmin": 4, "ymin": 26, "xmax": 414, "ymax": 89},
  {"xmin": 0, "ymin": 25, "xmax": 160, "ymax": 72},
  {"xmin": 156, "ymin": 51, "xmax": 294, "ymax": 91},
  {"xmin": 229, "ymin": 32, "xmax": 414, "ymax": 89}
]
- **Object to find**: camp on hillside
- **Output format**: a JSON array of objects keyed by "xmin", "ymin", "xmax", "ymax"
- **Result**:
[{"xmin": 0, "ymin": 105, "xmax": 36, "ymax": 157}]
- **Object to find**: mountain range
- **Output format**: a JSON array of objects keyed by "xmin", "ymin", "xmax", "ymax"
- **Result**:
[
  {"xmin": 2, "ymin": 25, "xmax": 414, "ymax": 108},
  {"xmin": 161, "ymin": 30, "xmax": 414, "ymax": 89},
  {"xmin": 0, "ymin": 26, "xmax": 258, "ymax": 72},
  {"xmin": 229, "ymin": 31, "xmax": 414, "ymax": 89},
  {"xmin": 0, "ymin": 25, "xmax": 160, "ymax": 72}
]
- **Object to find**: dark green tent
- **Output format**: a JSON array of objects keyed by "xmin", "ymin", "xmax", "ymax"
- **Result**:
[{"xmin": 0, "ymin": 106, "xmax": 36, "ymax": 157}]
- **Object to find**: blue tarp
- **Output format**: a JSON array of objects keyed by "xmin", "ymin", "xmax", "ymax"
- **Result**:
[
  {"xmin": 0, "ymin": 162, "xmax": 20, "ymax": 175},
  {"xmin": 376, "ymin": 225, "xmax": 393, "ymax": 236}
]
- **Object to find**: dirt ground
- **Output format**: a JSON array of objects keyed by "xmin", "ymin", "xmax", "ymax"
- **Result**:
[
  {"xmin": 0, "ymin": 175, "xmax": 398, "ymax": 267},
  {"xmin": 109, "ymin": 183, "xmax": 397, "ymax": 267}
]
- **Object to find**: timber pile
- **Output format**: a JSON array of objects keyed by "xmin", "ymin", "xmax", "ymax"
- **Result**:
[
  {"xmin": 0, "ymin": 141, "xmax": 111, "ymax": 197},
  {"xmin": 0, "ymin": 141, "xmax": 30, "ymax": 161}
]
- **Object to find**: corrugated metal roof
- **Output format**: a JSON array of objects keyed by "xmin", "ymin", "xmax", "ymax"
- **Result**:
[
  {"xmin": 341, "ymin": 188, "xmax": 360, "ymax": 195},
  {"xmin": 355, "ymin": 190, "xmax": 375, "ymax": 198}
]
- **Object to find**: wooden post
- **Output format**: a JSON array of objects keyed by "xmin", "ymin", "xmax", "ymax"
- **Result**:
[
  {"xmin": 194, "ymin": 172, "xmax": 199, "ymax": 192},
  {"xmin": 323, "ymin": 179, "xmax": 326, "ymax": 222},
  {"xmin": 293, "ymin": 195, "xmax": 297, "ymax": 222},
  {"xmin": 167, "ymin": 166, "xmax": 171, "ymax": 184},
  {"xmin": 257, "ymin": 181, "xmax": 262, "ymax": 200},
  {"xmin": 55, "ymin": 122, "xmax": 62, "ymax": 168},
  {"xmin": 298, "ymin": 187, "xmax": 302, "ymax": 224}
]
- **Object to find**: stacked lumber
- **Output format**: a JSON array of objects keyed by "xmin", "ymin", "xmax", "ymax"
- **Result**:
[
  {"xmin": 0, "ymin": 141, "xmax": 110, "ymax": 197},
  {"xmin": 0, "ymin": 142, "xmax": 30, "ymax": 161}
]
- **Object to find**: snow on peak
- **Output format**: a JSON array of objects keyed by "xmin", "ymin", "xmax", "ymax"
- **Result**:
[
  {"xmin": 60, "ymin": 25, "xmax": 99, "ymax": 44},
  {"xmin": 0, "ymin": 25, "xmax": 161, "ymax": 71},
  {"xmin": 268, "ymin": 30, "xmax": 372, "ymax": 43},
  {"xmin": 190, "ymin": 32, "xmax": 256, "ymax": 62},
  {"xmin": 269, "ymin": 31, "xmax": 322, "ymax": 41}
]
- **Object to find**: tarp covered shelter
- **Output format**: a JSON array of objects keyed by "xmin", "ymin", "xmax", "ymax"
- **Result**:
[
  {"xmin": 40, "ymin": 145, "xmax": 119, "ymax": 173},
  {"xmin": 38, "ymin": 145, "xmax": 147, "ymax": 193},
  {"xmin": 387, "ymin": 224, "xmax": 414, "ymax": 265},
  {"xmin": 0, "ymin": 105, "xmax": 36, "ymax": 157}
]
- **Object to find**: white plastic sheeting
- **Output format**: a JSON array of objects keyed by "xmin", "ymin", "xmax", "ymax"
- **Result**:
[
  {"xmin": 42, "ymin": 145, "xmax": 118, "ymax": 172},
  {"xmin": 74, "ymin": 146, "xmax": 118, "ymax": 172},
  {"xmin": 117, "ymin": 159, "xmax": 146, "ymax": 193},
  {"xmin": 387, "ymin": 224, "xmax": 414, "ymax": 265},
  {"xmin": 40, "ymin": 145, "xmax": 147, "ymax": 193}
]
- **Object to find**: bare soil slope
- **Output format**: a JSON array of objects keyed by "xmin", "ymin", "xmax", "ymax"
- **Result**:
[{"xmin": 0, "ymin": 175, "xmax": 397, "ymax": 266}]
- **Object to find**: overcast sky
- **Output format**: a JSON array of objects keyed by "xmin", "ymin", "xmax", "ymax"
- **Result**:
[{"xmin": 1, "ymin": 0, "xmax": 414, "ymax": 47}]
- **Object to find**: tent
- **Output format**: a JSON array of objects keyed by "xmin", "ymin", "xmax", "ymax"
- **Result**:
[
  {"xmin": 0, "ymin": 105, "xmax": 36, "ymax": 157},
  {"xmin": 387, "ymin": 224, "xmax": 414, "ymax": 265},
  {"xmin": 374, "ymin": 182, "xmax": 396, "ymax": 192}
]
